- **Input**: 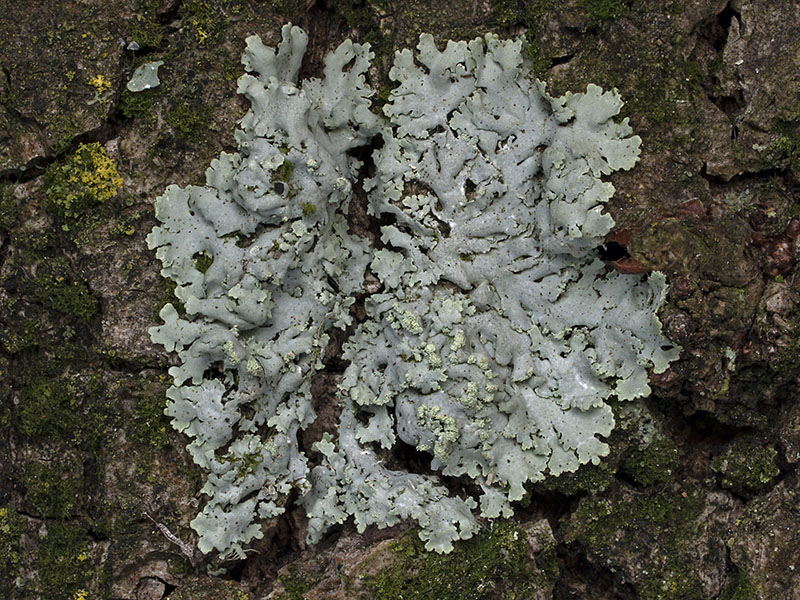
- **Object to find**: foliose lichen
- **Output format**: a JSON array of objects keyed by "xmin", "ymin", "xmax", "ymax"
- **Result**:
[
  {"xmin": 127, "ymin": 60, "xmax": 164, "ymax": 92},
  {"xmin": 148, "ymin": 24, "xmax": 679, "ymax": 558}
]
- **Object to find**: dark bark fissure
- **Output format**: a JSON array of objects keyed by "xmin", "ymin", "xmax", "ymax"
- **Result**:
[
  {"xmin": 554, "ymin": 544, "xmax": 639, "ymax": 600},
  {"xmin": 695, "ymin": 2, "xmax": 746, "ymax": 139}
]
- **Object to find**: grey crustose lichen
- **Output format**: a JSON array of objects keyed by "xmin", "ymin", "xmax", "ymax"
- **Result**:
[{"xmin": 147, "ymin": 24, "xmax": 679, "ymax": 557}]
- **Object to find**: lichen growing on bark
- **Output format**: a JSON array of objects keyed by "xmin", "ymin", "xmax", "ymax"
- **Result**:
[{"xmin": 149, "ymin": 24, "xmax": 678, "ymax": 557}]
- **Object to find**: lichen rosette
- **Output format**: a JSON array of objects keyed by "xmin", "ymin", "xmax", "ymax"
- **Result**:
[{"xmin": 148, "ymin": 24, "xmax": 679, "ymax": 557}]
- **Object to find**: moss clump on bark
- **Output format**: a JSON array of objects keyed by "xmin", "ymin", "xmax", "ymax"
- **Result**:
[
  {"xmin": 711, "ymin": 439, "xmax": 780, "ymax": 495},
  {"xmin": 35, "ymin": 522, "xmax": 93, "ymax": 600},
  {"xmin": 363, "ymin": 522, "xmax": 557, "ymax": 599},
  {"xmin": 563, "ymin": 486, "xmax": 707, "ymax": 600},
  {"xmin": 23, "ymin": 462, "xmax": 81, "ymax": 519},
  {"xmin": 622, "ymin": 436, "xmax": 682, "ymax": 486},
  {"xmin": 0, "ymin": 507, "xmax": 24, "ymax": 582}
]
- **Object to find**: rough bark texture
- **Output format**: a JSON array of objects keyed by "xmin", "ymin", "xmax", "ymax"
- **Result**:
[{"xmin": 0, "ymin": 0, "xmax": 799, "ymax": 599}]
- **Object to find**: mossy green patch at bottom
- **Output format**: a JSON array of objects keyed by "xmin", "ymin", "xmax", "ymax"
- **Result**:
[
  {"xmin": 718, "ymin": 568, "xmax": 758, "ymax": 600},
  {"xmin": 166, "ymin": 576, "xmax": 250, "ymax": 600},
  {"xmin": 0, "ymin": 507, "xmax": 24, "ymax": 581},
  {"xmin": 364, "ymin": 522, "xmax": 555, "ymax": 600},
  {"xmin": 563, "ymin": 486, "xmax": 707, "ymax": 600},
  {"xmin": 275, "ymin": 564, "xmax": 320, "ymax": 600},
  {"xmin": 36, "ymin": 522, "xmax": 93, "ymax": 600}
]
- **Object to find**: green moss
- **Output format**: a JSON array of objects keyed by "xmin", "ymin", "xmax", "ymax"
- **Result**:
[
  {"xmin": 267, "ymin": 0, "xmax": 306, "ymax": 20},
  {"xmin": 129, "ymin": 3, "xmax": 165, "ymax": 49},
  {"xmin": 166, "ymin": 578, "xmax": 250, "ymax": 600},
  {"xmin": 683, "ymin": 60, "xmax": 703, "ymax": 91},
  {"xmin": 564, "ymin": 487, "xmax": 706, "ymax": 600},
  {"xmin": 193, "ymin": 251, "xmax": 214, "ymax": 274},
  {"xmin": 578, "ymin": 0, "xmax": 630, "ymax": 24},
  {"xmin": 167, "ymin": 101, "xmax": 212, "ymax": 142},
  {"xmin": 51, "ymin": 325, "xmax": 90, "ymax": 364},
  {"xmin": 539, "ymin": 457, "xmax": 617, "ymax": 495},
  {"xmin": 18, "ymin": 376, "xmax": 83, "ymax": 441},
  {"xmin": 43, "ymin": 142, "xmax": 123, "ymax": 222},
  {"xmin": 622, "ymin": 436, "xmax": 682, "ymax": 486},
  {"xmin": 0, "ymin": 506, "xmax": 24, "ymax": 580},
  {"xmin": 770, "ymin": 117, "xmax": 800, "ymax": 180},
  {"xmin": 153, "ymin": 274, "xmax": 186, "ymax": 321},
  {"xmin": 24, "ymin": 463, "xmax": 80, "ymax": 519},
  {"xmin": 545, "ymin": 9, "xmax": 697, "ymax": 142},
  {"xmin": 271, "ymin": 159, "xmax": 295, "ymax": 183},
  {"xmin": 0, "ymin": 297, "xmax": 88, "ymax": 366},
  {"xmin": 9, "ymin": 227, "xmax": 54, "ymax": 255},
  {"xmin": 711, "ymin": 439, "xmax": 779, "ymax": 494},
  {"xmin": 491, "ymin": 0, "xmax": 524, "ymax": 27},
  {"xmin": 328, "ymin": 0, "xmax": 380, "ymax": 30},
  {"xmin": 36, "ymin": 522, "xmax": 92, "ymax": 600},
  {"xmin": 719, "ymin": 568, "xmax": 758, "ymax": 600},
  {"xmin": 763, "ymin": 293, "xmax": 800, "ymax": 373},
  {"xmin": 330, "ymin": 0, "xmax": 498, "ymax": 97},
  {"xmin": 269, "ymin": 159, "xmax": 299, "ymax": 198},
  {"xmin": 120, "ymin": 87, "xmax": 161, "ymax": 121},
  {"xmin": 17, "ymin": 372, "xmax": 110, "ymax": 452},
  {"xmin": 364, "ymin": 521, "xmax": 555, "ymax": 599},
  {"xmin": 127, "ymin": 379, "xmax": 171, "ymax": 450},
  {"xmin": 180, "ymin": 0, "xmax": 246, "ymax": 46},
  {"xmin": 275, "ymin": 564, "xmax": 320, "ymax": 600},
  {"xmin": 111, "ymin": 210, "xmax": 145, "ymax": 237},
  {"xmin": 27, "ymin": 257, "xmax": 99, "ymax": 321},
  {"xmin": 716, "ymin": 399, "xmax": 769, "ymax": 430},
  {"xmin": 0, "ymin": 317, "xmax": 41, "ymax": 354},
  {"xmin": 232, "ymin": 450, "xmax": 265, "ymax": 482},
  {"xmin": 0, "ymin": 186, "xmax": 20, "ymax": 232}
]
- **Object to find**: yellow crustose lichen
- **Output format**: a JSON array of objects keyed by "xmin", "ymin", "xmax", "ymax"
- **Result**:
[
  {"xmin": 68, "ymin": 143, "xmax": 122, "ymax": 203},
  {"xmin": 88, "ymin": 74, "xmax": 112, "ymax": 95},
  {"xmin": 45, "ymin": 142, "xmax": 123, "ymax": 219}
]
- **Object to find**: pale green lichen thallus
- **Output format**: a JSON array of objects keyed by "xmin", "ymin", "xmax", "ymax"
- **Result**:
[{"xmin": 147, "ymin": 24, "xmax": 679, "ymax": 558}]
